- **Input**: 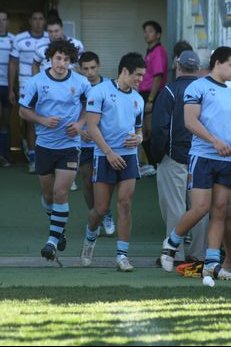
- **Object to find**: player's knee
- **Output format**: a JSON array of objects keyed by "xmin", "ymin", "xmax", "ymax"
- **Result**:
[
  {"xmin": 117, "ymin": 198, "xmax": 131, "ymax": 214},
  {"xmin": 94, "ymin": 206, "xmax": 108, "ymax": 219}
]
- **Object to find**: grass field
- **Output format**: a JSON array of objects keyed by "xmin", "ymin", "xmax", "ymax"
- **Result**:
[
  {"xmin": 1, "ymin": 165, "xmax": 231, "ymax": 345},
  {"xmin": 1, "ymin": 284, "xmax": 231, "ymax": 346}
]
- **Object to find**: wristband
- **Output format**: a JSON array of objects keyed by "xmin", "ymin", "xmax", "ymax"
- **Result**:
[{"xmin": 136, "ymin": 134, "xmax": 143, "ymax": 144}]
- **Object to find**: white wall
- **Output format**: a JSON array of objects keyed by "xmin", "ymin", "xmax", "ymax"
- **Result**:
[
  {"xmin": 58, "ymin": 0, "xmax": 81, "ymax": 38},
  {"xmin": 58, "ymin": 0, "xmax": 167, "ymax": 77}
]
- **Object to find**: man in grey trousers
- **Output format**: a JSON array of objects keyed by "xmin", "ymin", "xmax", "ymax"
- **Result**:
[{"xmin": 151, "ymin": 50, "xmax": 208, "ymax": 264}]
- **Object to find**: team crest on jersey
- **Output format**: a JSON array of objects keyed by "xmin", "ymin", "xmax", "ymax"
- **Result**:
[
  {"xmin": 42, "ymin": 85, "xmax": 49, "ymax": 94},
  {"xmin": 70, "ymin": 87, "xmax": 76, "ymax": 95},
  {"xmin": 209, "ymin": 88, "xmax": 216, "ymax": 96},
  {"xmin": 25, "ymin": 41, "xmax": 31, "ymax": 47},
  {"xmin": 134, "ymin": 100, "xmax": 138, "ymax": 108},
  {"xmin": 88, "ymin": 100, "xmax": 94, "ymax": 106},
  {"xmin": 110, "ymin": 94, "xmax": 116, "ymax": 102}
]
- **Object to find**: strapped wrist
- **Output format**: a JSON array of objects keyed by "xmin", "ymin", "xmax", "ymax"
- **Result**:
[{"xmin": 136, "ymin": 134, "xmax": 143, "ymax": 144}]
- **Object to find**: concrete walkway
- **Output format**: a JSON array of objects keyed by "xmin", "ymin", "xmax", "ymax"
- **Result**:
[{"xmin": 0, "ymin": 256, "xmax": 156, "ymax": 268}]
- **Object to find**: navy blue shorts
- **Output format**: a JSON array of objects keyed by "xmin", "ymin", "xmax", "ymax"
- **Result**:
[
  {"xmin": 80, "ymin": 147, "xmax": 94, "ymax": 166},
  {"xmin": 92, "ymin": 154, "xmax": 140, "ymax": 184},
  {"xmin": 188, "ymin": 155, "xmax": 231, "ymax": 189},
  {"xmin": 0, "ymin": 86, "xmax": 9, "ymax": 108},
  {"xmin": 35, "ymin": 145, "xmax": 80, "ymax": 175}
]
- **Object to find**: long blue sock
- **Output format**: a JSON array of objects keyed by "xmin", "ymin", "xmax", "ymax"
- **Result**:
[
  {"xmin": 204, "ymin": 248, "xmax": 220, "ymax": 267},
  {"xmin": 86, "ymin": 225, "xmax": 99, "ymax": 242},
  {"xmin": 28, "ymin": 150, "xmax": 35, "ymax": 163},
  {"xmin": 117, "ymin": 240, "xmax": 129, "ymax": 258},
  {"xmin": 169, "ymin": 229, "xmax": 184, "ymax": 247}
]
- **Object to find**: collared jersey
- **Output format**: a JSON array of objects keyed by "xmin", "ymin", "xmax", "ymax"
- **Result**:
[
  {"xmin": 184, "ymin": 76, "xmax": 231, "ymax": 161},
  {"xmin": 10, "ymin": 31, "xmax": 48, "ymax": 88},
  {"xmin": 33, "ymin": 36, "xmax": 84, "ymax": 71},
  {"xmin": 19, "ymin": 68, "xmax": 91, "ymax": 149},
  {"xmin": 0, "ymin": 32, "xmax": 14, "ymax": 86},
  {"xmin": 86, "ymin": 79, "xmax": 144, "ymax": 156},
  {"xmin": 139, "ymin": 43, "xmax": 168, "ymax": 92}
]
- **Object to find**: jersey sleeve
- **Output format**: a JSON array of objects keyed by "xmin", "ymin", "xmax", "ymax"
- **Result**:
[
  {"xmin": 135, "ymin": 96, "xmax": 144, "ymax": 129},
  {"xmin": 86, "ymin": 85, "xmax": 104, "ymax": 114},
  {"xmin": 18, "ymin": 77, "xmax": 38, "ymax": 109},
  {"xmin": 10, "ymin": 35, "xmax": 20, "ymax": 59},
  {"xmin": 184, "ymin": 80, "xmax": 203, "ymax": 105}
]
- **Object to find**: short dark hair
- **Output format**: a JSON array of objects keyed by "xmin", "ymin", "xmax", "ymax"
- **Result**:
[
  {"xmin": 29, "ymin": 10, "xmax": 45, "ymax": 18},
  {"xmin": 45, "ymin": 39, "xmax": 79, "ymax": 64},
  {"xmin": 142, "ymin": 20, "xmax": 162, "ymax": 34},
  {"xmin": 79, "ymin": 51, "xmax": 100, "ymax": 66},
  {"xmin": 47, "ymin": 16, "xmax": 63, "ymax": 27},
  {"xmin": 173, "ymin": 40, "xmax": 193, "ymax": 58},
  {"xmin": 210, "ymin": 46, "xmax": 231, "ymax": 70},
  {"xmin": 118, "ymin": 52, "xmax": 146, "ymax": 75},
  {"xmin": 0, "ymin": 9, "xmax": 9, "ymax": 17},
  {"xmin": 47, "ymin": 9, "xmax": 63, "ymax": 27}
]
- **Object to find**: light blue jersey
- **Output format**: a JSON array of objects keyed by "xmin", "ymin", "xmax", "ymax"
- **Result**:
[
  {"xmin": 81, "ymin": 76, "xmax": 108, "ymax": 148},
  {"xmin": 86, "ymin": 79, "xmax": 144, "ymax": 156},
  {"xmin": 184, "ymin": 76, "xmax": 231, "ymax": 162},
  {"xmin": 19, "ymin": 68, "xmax": 91, "ymax": 149}
]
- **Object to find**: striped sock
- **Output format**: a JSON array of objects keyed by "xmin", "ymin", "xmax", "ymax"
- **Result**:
[
  {"xmin": 48, "ymin": 203, "xmax": 69, "ymax": 247},
  {"xmin": 117, "ymin": 240, "xmax": 129, "ymax": 259},
  {"xmin": 28, "ymin": 150, "xmax": 35, "ymax": 163},
  {"xmin": 86, "ymin": 225, "xmax": 99, "ymax": 243},
  {"xmin": 169, "ymin": 229, "xmax": 184, "ymax": 247},
  {"xmin": 204, "ymin": 248, "xmax": 220, "ymax": 267}
]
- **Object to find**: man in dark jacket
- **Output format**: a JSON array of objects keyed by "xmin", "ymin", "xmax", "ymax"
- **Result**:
[{"xmin": 151, "ymin": 50, "xmax": 208, "ymax": 264}]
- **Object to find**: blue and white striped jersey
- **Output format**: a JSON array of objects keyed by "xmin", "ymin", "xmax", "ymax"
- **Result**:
[
  {"xmin": 0, "ymin": 32, "xmax": 14, "ymax": 86},
  {"xmin": 10, "ymin": 30, "xmax": 48, "ymax": 88}
]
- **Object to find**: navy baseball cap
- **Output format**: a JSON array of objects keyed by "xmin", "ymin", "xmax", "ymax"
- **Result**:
[{"xmin": 178, "ymin": 50, "xmax": 200, "ymax": 69}]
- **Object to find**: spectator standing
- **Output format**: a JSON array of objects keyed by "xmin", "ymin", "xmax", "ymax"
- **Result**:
[
  {"xmin": 151, "ymin": 50, "xmax": 208, "ymax": 265},
  {"xmin": 139, "ymin": 20, "xmax": 168, "ymax": 177},
  {"xmin": 170, "ymin": 40, "xmax": 193, "ymax": 81}
]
